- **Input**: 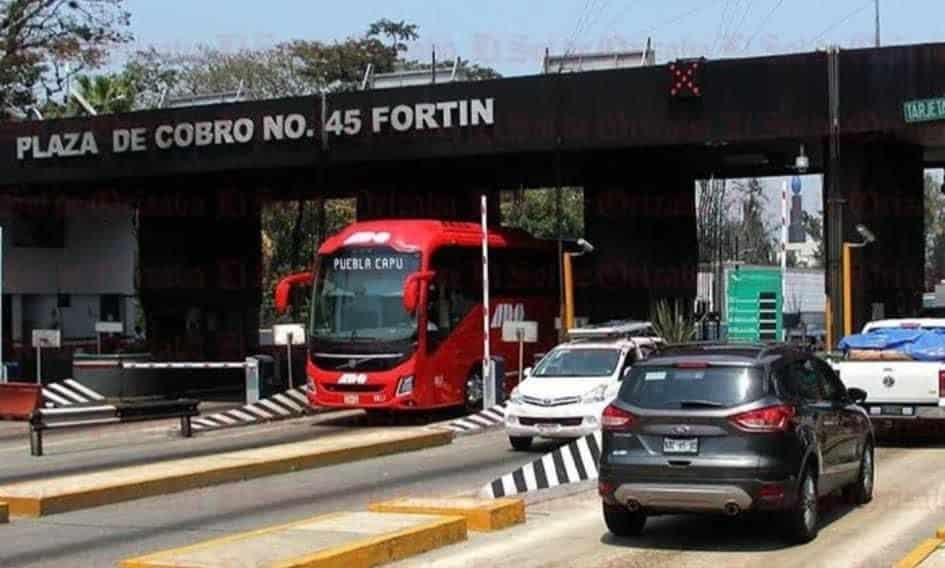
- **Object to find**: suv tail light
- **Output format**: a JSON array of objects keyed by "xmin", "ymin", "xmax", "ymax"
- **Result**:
[
  {"xmin": 729, "ymin": 404, "xmax": 796, "ymax": 432},
  {"xmin": 602, "ymin": 404, "xmax": 635, "ymax": 431},
  {"xmin": 939, "ymin": 370, "xmax": 945, "ymax": 399}
]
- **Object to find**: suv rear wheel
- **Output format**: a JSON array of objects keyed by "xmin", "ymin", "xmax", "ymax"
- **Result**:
[
  {"xmin": 784, "ymin": 467, "xmax": 819, "ymax": 543},
  {"xmin": 602, "ymin": 502, "xmax": 646, "ymax": 537},
  {"xmin": 844, "ymin": 440, "xmax": 874, "ymax": 505}
]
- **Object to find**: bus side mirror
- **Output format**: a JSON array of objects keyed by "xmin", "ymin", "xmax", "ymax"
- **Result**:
[
  {"xmin": 403, "ymin": 271, "xmax": 435, "ymax": 313},
  {"xmin": 275, "ymin": 272, "xmax": 313, "ymax": 314}
]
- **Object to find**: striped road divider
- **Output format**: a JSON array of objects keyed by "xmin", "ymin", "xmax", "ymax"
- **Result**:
[
  {"xmin": 444, "ymin": 402, "xmax": 508, "ymax": 435},
  {"xmin": 42, "ymin": 379, "xmax": 106, "ymax": 408},
  {"xmin": 191, "ymin": 386, "xmax": 311, "ymax": 432},
  {"xmin": 479, "ymin": 430, "xmax": 602, "ymax": 498}
]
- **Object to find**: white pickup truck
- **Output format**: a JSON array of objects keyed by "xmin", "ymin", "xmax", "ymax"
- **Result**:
[{"xmin": 832, "ymin": 319, "xmax": 945, "ymax": 429}]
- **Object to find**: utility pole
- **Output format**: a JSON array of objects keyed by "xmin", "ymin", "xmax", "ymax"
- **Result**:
[
  {"xmin": 874, "ymin": 0, "xmax": 881, "ymax": 47},
  {"xmin": 826, "ymin": 46, "xmax": 845, "ymax": 351}
]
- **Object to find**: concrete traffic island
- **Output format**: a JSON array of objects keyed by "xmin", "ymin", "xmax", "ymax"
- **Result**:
[
  {"xmin": 369, "ymin": 497, "xmax": 525, "ymax": 532},
  {"xmin": 0, "ymin": 427, "xmax": 452, "ymax": 517},
  {"xmin": 121, "ymin": 511, "xmax": 468, "ymax": 568}
]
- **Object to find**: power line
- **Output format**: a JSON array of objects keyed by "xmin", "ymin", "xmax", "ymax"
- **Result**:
[
  {"xmin": 811, "ymin": 0, "xmax": 873, "ymax": 45},
  {"xmin": 563, "ymin": 0, "xmax": 595, "ymax": 56},
  {"xmin": 631, "ymin": 0, "xmax": 724, "ymax": 37},
  {"xmin": 743, "ymin": 0, "xmax": 785, "ymax": 51},
  {"xmin": 724, "ymin": 0, "xmax": 755, "ymax": 53}
]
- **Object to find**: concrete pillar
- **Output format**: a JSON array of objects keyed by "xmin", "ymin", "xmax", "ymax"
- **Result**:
[
  {"xmin": 137, "ymin": 183, "xmax": 261, "ymax": 365},
  {"xmin": 829, "ymin": 140, "xmax": 925, "ymax": 333},
  {"xmin": 582, "ymin": 155, "xmax": 698, "ymax": 322}
]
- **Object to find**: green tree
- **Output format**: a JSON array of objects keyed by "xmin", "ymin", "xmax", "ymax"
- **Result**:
[
  {"xmin": 260, "ymin": 199, "xmax": 356, "ymax": 325},
  {"xmin": 801, "ymin": 210, "xmax": 824, "ymax": 267},
  {"xmin": 0, "ymin": 0, "xmax": 131, "ymax": 118},
  {"xmin": 70, "ymin": 73, "xmax": 134, "ymax": 114},
  {"xmin": 733, "ymin": 178, "xmax": 775, "ymax": 265},
  {"xmin": 924, "ymin": 172, "xmax": 945, "ymax": 288},
  {"xmin": 500, "ymin": 188, "xmax": 583, "ymax": 239}
]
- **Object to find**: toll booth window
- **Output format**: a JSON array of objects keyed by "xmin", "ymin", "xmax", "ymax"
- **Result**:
[{"xmin": 428, "ymin": 247, "xmax": 478, "ymax": 346}]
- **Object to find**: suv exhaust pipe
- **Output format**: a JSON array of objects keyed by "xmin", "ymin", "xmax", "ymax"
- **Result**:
[
  {"xmin": 626, "ymin": 499, "xmax": 641, "ymax": 513},
  {"xmin": 723, "ymin": 502, "xmax": 741, "ymax": 516}
]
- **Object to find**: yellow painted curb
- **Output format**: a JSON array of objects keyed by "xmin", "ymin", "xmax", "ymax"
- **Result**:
[
  {"xmin": 368, "ymin": 497, "xmax": 525, "ymax": 532},
  {"xmin": 0, "ymin": 428, "xmax": 452, "ymax": 518},
  {"xmin": 120, "ymin": 512, "xmax": 468, "ymax": 568},
  {"xmin": 0, "ymin": 501, "xmax": 8, "ymax": 524},
  {"xmin": 894, "ymin": 538, "xmax": 944, "ymax": 568}
]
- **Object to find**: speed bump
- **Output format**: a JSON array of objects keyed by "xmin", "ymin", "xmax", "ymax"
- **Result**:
[
  {"xmin": 0, "ymin": 501, "xmax": 8, "ymax": 524},
  {"xmin": 121, "ymin": 511, "xmax": 467, "ymax": 568},
  {"xmin": 0, "ymin": 427, "xmax": 452, "ymax": 517},
  {"xmin": 368, "ymin": 497, "xmax": 525, "ymax": 532}
]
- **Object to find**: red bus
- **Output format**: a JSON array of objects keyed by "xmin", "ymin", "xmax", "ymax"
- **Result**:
[{"xmin": 275, "ymin": 219, "xmax": 558, "ymax": 412}]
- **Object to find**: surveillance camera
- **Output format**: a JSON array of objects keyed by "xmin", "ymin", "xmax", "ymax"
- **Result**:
[
  {"xmin": 795, "ymin": 154, "xmax": 809, "ymax": 172},
  {"xmin": 855, "ymin": 224, "xmax": 876, "ymax": 243}
]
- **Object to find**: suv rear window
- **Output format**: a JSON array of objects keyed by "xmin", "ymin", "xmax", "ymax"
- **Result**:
[{"xmin": 618, "ymin": 365, "xmax": 767, "ymax": 409}]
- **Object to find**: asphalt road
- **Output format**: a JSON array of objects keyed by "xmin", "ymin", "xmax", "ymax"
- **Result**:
[
  {"xmin": 1, "ymin": 416, "xmax": 944, "ymax": 568},
  {"xmin": 0, "ymin": 422, "xmax": 542, "ymax": 568},
  {"xmin": 398, "ymin": 440, "xmax": 945, "ymax": 568}
]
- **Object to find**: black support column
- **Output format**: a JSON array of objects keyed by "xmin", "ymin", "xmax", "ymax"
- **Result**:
[
  {"xmin": 827, "ymin": 140, "xmax": 925, "ymax": 334},
  {"xmin": 137, "ymin": 180, "xmax": 262, "ymax": 369},
  {"xmin": 581, "ymin": 154, "xmax": 698, "ymax": 322}
]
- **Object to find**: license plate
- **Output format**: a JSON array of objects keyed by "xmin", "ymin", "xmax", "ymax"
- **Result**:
[
  {"xmin": 663, "ymin": 437, "xmax": 698, "ymax": 454},
  {"xmin": 881, "ymin": 405, "xmax": 913, "ymax": 416},
  {"xmin": 343, "ymin": 394, "xmax": 359, "ymax": 406},
  {"xmin": 537, "ymin": 423, "xmax": 561, "ymax": 433}
]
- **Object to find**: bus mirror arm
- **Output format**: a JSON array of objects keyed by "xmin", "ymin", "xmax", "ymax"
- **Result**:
[
  {"xmin": 403, "ymin": 270, "xmax": 435, "ymax": 313},
  {"xmin": 275, "ymin": 272, "xmax": 313, "ymax": 314}
]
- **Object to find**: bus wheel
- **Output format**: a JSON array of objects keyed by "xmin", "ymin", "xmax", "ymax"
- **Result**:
[{"xmin": 464, "ymin": 368, "xmax": 484, "ymax": 414}]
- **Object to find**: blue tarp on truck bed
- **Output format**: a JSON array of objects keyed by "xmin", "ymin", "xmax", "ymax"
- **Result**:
[{"xmin": 839, "ymin": 328, "xmax": 945, "ymax": 361}]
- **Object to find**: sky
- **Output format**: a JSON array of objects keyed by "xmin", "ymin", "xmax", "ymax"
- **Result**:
[
  {"xmin": 117, "ymin": 0, "xmax": 943, "ymax": 232},
  {"xmin": 120, "ymin": 0, "xmax": 944, "ymax": 77}
]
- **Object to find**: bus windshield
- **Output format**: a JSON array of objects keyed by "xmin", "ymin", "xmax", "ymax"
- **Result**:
[{"xmin": 310, "ymin": 247, "xmax": 421, "ymax": 344}]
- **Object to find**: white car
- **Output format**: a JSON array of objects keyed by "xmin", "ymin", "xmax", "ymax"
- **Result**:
[{"xmin": 505, "ymin": 331, "xmax": 662, "ymax": 451}]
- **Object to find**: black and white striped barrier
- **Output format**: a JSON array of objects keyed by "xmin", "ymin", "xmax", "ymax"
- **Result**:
[
  {"xmin": 191, "ymin": 386, "xmax": 311, "ymax": 432},
  {"xmin": 445, "ymin": 402, "xmax": 508, "ymax": 434},
  {"xmin": 42, "ymin": 379, "xmax": 106, "ymax": 408},
  {"xmin": 479, "ymin": 431, "xmax": 603, "ymax": 498}
]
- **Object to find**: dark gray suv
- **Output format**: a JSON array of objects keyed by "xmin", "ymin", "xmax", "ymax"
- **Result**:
[{"xmin": 598, "ymin": 343, "xmax": 874, "ymax": 543}]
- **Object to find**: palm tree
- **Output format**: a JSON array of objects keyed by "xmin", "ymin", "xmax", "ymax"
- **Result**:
[{"xmin": 70, "ymin": 74, "xmax": 134, "ymax": 115}]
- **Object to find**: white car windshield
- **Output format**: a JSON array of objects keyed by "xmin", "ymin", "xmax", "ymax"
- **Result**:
[{"xmin": 532, "ymin": 348, "xmax": 621, "ymax": 378}]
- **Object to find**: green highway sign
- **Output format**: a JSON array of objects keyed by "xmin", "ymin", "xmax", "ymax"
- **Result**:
[{"xmin": 904, "ymin": 97, "xmax": 945, "ymax": 124}]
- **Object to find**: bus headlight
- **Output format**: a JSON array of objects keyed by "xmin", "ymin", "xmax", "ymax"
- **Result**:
[
  {"xmin": 396, "ymin": 375, "xmax": 414, "ymax": 396},
  {"xmin": 582, "ymin": 385, "xmax": 608, "ymax": 403}
]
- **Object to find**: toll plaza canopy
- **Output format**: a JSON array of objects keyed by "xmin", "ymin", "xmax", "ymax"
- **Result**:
[{"xmin": 2, "ymin": 42, "xmax": 944, "ymax": 363}]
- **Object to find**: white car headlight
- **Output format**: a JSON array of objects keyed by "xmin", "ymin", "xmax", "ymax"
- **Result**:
[
  {"xmin": 510, "ymin": 387, "xmax": 524, "ymax": 403},
  {"xmin": 582, "ymin": 385, "xmax": 608, "ymax": 403}
]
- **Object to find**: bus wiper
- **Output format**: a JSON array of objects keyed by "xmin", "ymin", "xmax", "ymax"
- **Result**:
[{"xmin": 677, "ymin": 400, "xmax": 725, "ymax": 408}]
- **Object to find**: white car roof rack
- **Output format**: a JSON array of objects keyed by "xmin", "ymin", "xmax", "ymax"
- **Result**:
[{"xmin": 567, "ymin": 320, "xmax": 655, "ymax": 341}]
